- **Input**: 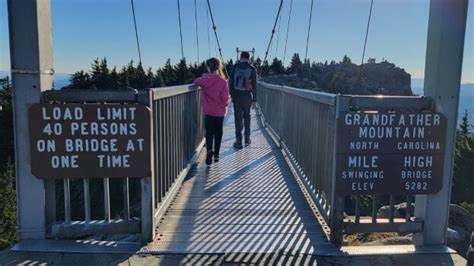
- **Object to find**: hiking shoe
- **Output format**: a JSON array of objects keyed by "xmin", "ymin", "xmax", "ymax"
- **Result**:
[
  {"xmin": 245, "ymin": 138, "xmax": 251, "ymax": 146},
  {"xmin": 206, "ymin": 151, "xmax": 214, "ymax": 165},
  {"xmin": 214, "ymin": 154, "xmax": 220, "ymax": 162},
  {"xmin": 233, "ymin": 141, "xmax": 243, "ymax": 149}
]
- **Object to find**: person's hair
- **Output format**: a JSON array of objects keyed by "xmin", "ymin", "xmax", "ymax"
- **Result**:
[
  {"xmin": 206, "ymin": 57, "xmax": 225, "ymax": 79},
  {"xmin": 240, "ymin": 52, "xmax": 250, "ymax": 60}
]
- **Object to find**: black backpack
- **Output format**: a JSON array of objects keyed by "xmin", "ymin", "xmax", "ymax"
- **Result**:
[{"xmin": 233, "ymin": 66, "xmax": 253, "ymax": 91}]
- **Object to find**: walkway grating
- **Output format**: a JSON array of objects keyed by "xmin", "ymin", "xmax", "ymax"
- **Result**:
[{"xmin": 143, "ymin": 110, "xmax": 337, "ymax": 255}]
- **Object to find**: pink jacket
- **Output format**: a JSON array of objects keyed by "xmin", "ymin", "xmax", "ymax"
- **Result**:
[{"xmin": 194, "ymin": 74, "xmax": 229, "ymax": 117}]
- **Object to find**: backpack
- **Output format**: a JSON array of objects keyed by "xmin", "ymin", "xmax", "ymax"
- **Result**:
[{"xmin": 233, "ymin": 66, "xmax": 253, "ymax": 91}]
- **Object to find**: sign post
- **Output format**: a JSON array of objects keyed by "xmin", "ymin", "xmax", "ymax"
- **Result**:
[{"xmin": 8, "ymin": 0, "xmax": 54, "ymax": 240}]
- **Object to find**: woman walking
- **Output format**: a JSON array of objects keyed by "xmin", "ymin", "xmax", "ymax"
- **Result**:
[{"xmin": 194, "ymin": 58, "xmax": 229, "ymax": 165}]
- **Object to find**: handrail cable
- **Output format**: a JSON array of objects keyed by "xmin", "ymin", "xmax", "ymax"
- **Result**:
[
  {"xmin": 263, "ymin": 0, "xmax": 284, "ymax": 63},
  {"xmin": 206, "ymin": 0, "xmax": 229, "ymax": 77},
  {"xmin": 177, "ymin": 0, "xmax": 185, "ymax": 59},
  {"xmin": 361, "ymin": 0, "xmax": 374, "ymax": 65},
  {"xmin": 130, "ymin": 0, "xmax": 142, "ymax": 64},
  {"xmin": 194, "ymin": 0, "xmax": 200, "ymax": 63},
  {"xmin": 304, "ymin": 0, "xmax": 315, "ymax": 60},
  {"xmin": 282, "ymin": 0, "xmax": 294, "ymax": 65}
]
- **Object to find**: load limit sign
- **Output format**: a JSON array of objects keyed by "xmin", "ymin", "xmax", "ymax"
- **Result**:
[{"xmin": 28, "ymin": 104, "xmax": 151, "ymax": 179}]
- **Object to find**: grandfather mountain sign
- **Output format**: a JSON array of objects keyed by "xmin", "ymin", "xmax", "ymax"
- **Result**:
[
  {"xmin": 29, "ymin": 104, "xmax": 151, "ymax": 179},
  {"xmin": 336, "ymin": 111, "xmax": 447, "ymax": 194}
]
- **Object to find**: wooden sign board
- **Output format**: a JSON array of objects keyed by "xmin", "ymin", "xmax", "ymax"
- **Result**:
[
  {"xmin": 335, "ymin": 111, "xmax": 447, "ymax": 195},
  {"xmin": 29, "ymin": 104, "xmax": 151, "ymax": 179}
]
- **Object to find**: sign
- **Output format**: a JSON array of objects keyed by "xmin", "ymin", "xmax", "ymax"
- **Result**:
[
  {"xmin": 29, "ymin": 104, "xmax": 151, "ymax": 179},
  {"xmin": 335, "ymin": 111, "xmax": 447, "ymax": 194}
]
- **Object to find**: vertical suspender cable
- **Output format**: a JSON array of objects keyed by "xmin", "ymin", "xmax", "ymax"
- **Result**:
[
  {"xmin": 304, "ymin": 0, "xmax": 315, "ymax": 61},
  {"xmin": 177, "ymin": 0, "xmax": 185, "ymax": 59},
  {"xmin": 194, "ymin": 0, "xmax": 200, "ymax": 63},
  {"xmin": 263, "ymin": 0, "xmax": 284, "ymax": 63},
  {"xmin": 206, "ymin": 6, "xmax": 211, "ymax": 58},
  {"xmin": 282, "ymin": 0, "xmax": 294, "ymax": 65},
  {"xmin": 130, "ymin": 0, "xmax": 142, "ymax": 64},
  {"xmin": 206, "ymin": 0, "xmax": 228, "ymax": 77},
  {"xmin": 361, "ymin": 0, "xmax": 374, "ymax": 65},
  {"xmin": 274, "ymin": 3, "xmax": 284, "ymax": 59}
]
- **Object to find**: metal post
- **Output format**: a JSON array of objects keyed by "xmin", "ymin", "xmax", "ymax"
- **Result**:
[
  {"xmin": 414, "ymin": 0, "xmax": 468, "ymax": 246},
  {"xmin": 140, "ymin": 90, "xmax": 155, "ymax": 243},
  {"xmin": 7, "ymin": 0, "xmax": 54, "ymax": 240},
  {"xmin": 329, "ymin": 95, "xmax": 350, "ymax": 245}
]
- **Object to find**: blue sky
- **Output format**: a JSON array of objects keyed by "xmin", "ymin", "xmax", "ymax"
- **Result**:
[{"xmin": 0, "ymin": 0, "xmax": 473, "ymax": 83}]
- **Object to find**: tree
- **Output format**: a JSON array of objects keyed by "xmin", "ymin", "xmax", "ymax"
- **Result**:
[
  {"xmin": 161, "ymin": 59, "xmax": 177, "ymax": 86},
  {"xmin": 459, "ymin": 110, "xmax": 470, "ymax": 137},
  {"xmin": 270, "ymin": 58, "xmax": 285, "ymax": 75},
  {"xmin": 175, "ymin": 58, "xmax": 193, "ymax": 85},
  {"xmin": 260, "ymin": 60, "xmax": 270, "ymax": 77},
  {"xmin": 289, "ymin": 53, "xmax": 303, "ymax": 76},
  {"xmin": 109, "ymin": 67, "xmax": 120, "ymax": 89},
  {"xmin": 342, "ymin": 55, "xmax": 352, "ymax": 64},
  {"xmin": 0, "ymin": 160, "xmax": 16, "ymax": 245},
  {"xmin": 153, "ymin": 69, "xmax": 165, "ymax": 87},
  {"xmin": 90, "ymin": 57, "xmax": 111, "ymax": 89},
  {"xmin": 68, "ymin": 71, "xmax": 93, "ymax": 89},
  {"xmin": 452, "ymin": 111, "xmax": 474, "ymax": 204}
]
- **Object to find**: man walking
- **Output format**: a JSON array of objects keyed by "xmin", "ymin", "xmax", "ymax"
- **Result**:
[{"xmin": 229, "ymin": 51, "xmax": 257, "ymax": 149}]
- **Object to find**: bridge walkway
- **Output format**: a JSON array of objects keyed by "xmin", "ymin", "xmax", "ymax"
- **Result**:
[{"xmin": 143, "ymin": 110, "xmax": 336, "ymax": 257}]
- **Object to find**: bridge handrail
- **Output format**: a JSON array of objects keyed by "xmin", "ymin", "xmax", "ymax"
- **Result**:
[
  {"xmin": 257, "ymin": 82, "xmax": 336, "ymax": 106},
  {"xmin": 150, "ymin": 84, "xmax": 200, "ymax": 100}
]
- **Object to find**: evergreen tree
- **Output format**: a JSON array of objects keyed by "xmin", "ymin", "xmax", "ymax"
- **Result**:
[
  {"xmin": 161, "ymin": 59, "xmax": 177, "ymax": 86},
  {"xmin": 68, "ymin": 71, "xmax": 93, "ymax": 89},
  {"xmin": 459, "ymin": 110, "xmax": 470, "ymax": 137},
  {"xmin": 0, "ymin": 160, "xmax": 16, "ymax": 245},
  {"xmin": 270, "ymin": 58, "xmax": 285, "ymax": 75},
  {"xmin": 129, "ymin": 62, "xmax": 148, "ymax": 89},
  {"xmin": 175, "ymin": 58, "xmax": 192, "ymax": 85},
  {"xmin": 109, "ymin": 67, "xmax": 120, "ymax": 89},
  {"xmin": 260, "ymin": 60, "xmax": 270, "ymax": 77},
  {"xmin": 342, "ymin": 55, "xmax": 352, "ymax": 64},
  {"xmin": 289, "ymin": 53, "xmax": 303, "ymax": 76},
  {"xmin": 91, "ymin": 58, "xmax": 111, "ymax": 89},
  {"xmin": 153, "ymin": 69, "xmax": 165, "ymax": 87}
]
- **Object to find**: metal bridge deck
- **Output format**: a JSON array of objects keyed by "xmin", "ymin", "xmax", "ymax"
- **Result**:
[{"xmin": 144, "ymin": 110, "xmax": 336, "ymax": 255}]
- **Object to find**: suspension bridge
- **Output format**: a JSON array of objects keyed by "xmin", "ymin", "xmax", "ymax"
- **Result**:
[{"xmin": 1, "ymin": 0, "xmax": 471, "ymax": 265}]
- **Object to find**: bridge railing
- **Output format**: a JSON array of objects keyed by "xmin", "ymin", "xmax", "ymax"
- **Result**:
[
  {"xmin": 40, "ymin": 85, "xmax": 204, "ymax": 243},
  {"xmin": 257, "ymin": 82, "xmax": 336, "ymax": 232},
  {"xmin": 257, "ymin": 81, "xmax": 431, "ymax": 245},
  {"xmin": 147, "ymin": 84, "xmax": 205, "ymax": 240}
]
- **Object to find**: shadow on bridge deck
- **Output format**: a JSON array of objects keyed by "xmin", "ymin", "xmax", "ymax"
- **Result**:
[{"xmin": 142, "ymin": 109, "xmax": 338, "ymax": 262}]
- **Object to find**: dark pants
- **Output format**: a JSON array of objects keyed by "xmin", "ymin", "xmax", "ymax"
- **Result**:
[
  {"xmin": 205, "ymin": 115, "xmax": 224, "ymax": 155},
  {"xmin": 233, "ymin": 95, "xmax": 252, "ymax": 141}
]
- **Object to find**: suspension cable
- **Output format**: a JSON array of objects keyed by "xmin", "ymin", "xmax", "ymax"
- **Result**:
[
  {"xmin": 194, "ymin": 0, "xmax": 200, "ymax": 63},
  {"xmin": 263, "ymin": 0, "xmax": 284, "ymax": 63},
  {"xmin": 206, "ymin": 0, "xmax": 229, "ymax": 77},
  {"xmin": 206, "ymin": 3, "xmax": 211, "ymax": 58},
  {"xmin": 361, "ymin": 0, "xmax": 374, "ymax": 65},
  {"xmin": 304, "ymin": 0, "xmax": 315, "ymax": 61},
  {"xmin": 130, "ymin": 0, "xmax": 142, "ymax": 64},
  {"xmin": 274, "ymin": 3, "xmax": 284, "ymax": 59},
  {"xmin": 177, "ymin": 0, "xmax": 185, "ymax": 59},
  {"xmin": 282, "ymin": 0, "xmax": 294, "ymax": 65}
]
